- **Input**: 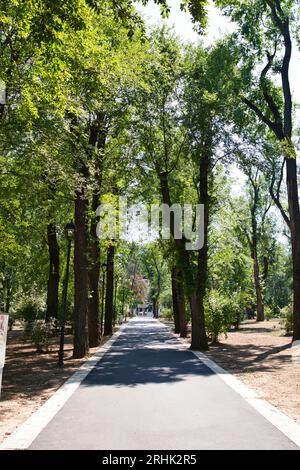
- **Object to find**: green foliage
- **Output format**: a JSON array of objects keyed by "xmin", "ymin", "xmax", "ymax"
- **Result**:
[
  {"xmin": 15, "ymin": 291, "xmax": 46, "ymax": 323},
  {"xmin": 160, "ymin": 307, "xmax": 173, "ymax": 320},
  {"xmin": 205, "ymin": 290, "xmax": 231, "ymax": 343},
  {"xmin": 280, "ymin": 305, "xmax": 293, "ymax": 336},
  {"xmin": 205, "ymin": 289, "xmax": 250, "ymax": 342},
  {"xmin": 139, "ymin": 0, "xmax": 208, "ymax": 30},
  {"xmin": 227, "ymin": 291, "xmax": 251, "ymax": 330},
  {"xmin": 264, "ymin": 305, "xmax": 272, "ymax": 321},
  {"xmin": 0, "ymin": 0, "xmax": 296, "ymax": 352},
  {"xmin": 27, "ymin": 318, "xmax": 58, "ymax": 353}
]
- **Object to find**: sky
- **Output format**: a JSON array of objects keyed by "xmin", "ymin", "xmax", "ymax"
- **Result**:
[
  {"xmin": 137, "ymin": 0, "xmax": 300, "ymax": 104},
  {"xmin": 135, "ymin": 1, "xmax": 300, "ymax": 198},
  {"xmin": 138, "ymin": 1, "xmax": 234, "ymax": 45}
]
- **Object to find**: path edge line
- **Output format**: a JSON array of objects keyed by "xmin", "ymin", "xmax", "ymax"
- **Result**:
[
  {"xmin": 0, "ymin": 323, "xmax": 127, "ymax": 450},
  {"xmin": 161, "ymin": 321, "xmax": 300, "ymax": 449}
]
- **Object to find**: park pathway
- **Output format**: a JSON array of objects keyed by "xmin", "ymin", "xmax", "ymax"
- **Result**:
[{"xmin": 30, "ymin": 318, "xmax": 298, "ymax": 450}]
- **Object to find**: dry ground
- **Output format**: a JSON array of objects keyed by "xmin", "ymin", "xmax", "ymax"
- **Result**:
[
  {"xmin": 172, "ymin": 319, "xmax": 300, "ymax": 425},
  {"xmin": 0, "ymin": 327, "xmax": 113, "ymax": 444}
]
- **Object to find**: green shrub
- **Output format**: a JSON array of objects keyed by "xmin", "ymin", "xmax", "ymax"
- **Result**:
[
  {"xmin": 16, "ymin": 294, "xmax": 46, "ymax": 323},
  {"xmin": 23, "ymin": 319, "xmax": 35, "ymax": 341},
  {"xmin": 205, "ymin": 290, "xmax": 249, "ymax": 342},
  {"xmin": 264, "ymin": 305, "xmax": 272, "ymax": 321},
  {"xmin": 279, "ymin": 305, "xmax": 293, "ymax": 336},
  {"xmin": 160, "ymin": 307, "xmax": 173, "ymax": 320},
  {"xmin": 225, "ymin": 292, "xmax": 247, "ymax": 330},
  {"xmin": 205, "ymin": 290, "xmax": 231, "ymax": 343},
  {"xmin": 29, "ymin": 318, "xmax": 57, "ymax": 353}
]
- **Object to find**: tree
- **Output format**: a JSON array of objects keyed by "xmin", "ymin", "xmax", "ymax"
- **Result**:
[
  {"xmin": 62, "ymin": 3, "xmax": 145, "ymax": 356},
  {"xmin": 141, "ymin": 243, "xmax": 171, "ymax": 321},
  {"xmin": 214, "ymin": 0, "xmax": 300, "ymax": 339},
  {"xmin": 234, "ymin": 170, "xmax": 274, "ymax": 321},
  {"xmin": 180, "ymin": 42, "xmax": 234, "ymax": 348},
  {"xmin": 130, "ymin": 27, "xmax": 189, "ymax": 339}
]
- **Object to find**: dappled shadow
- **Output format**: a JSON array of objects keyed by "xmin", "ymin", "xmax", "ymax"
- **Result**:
[
  {"xmin": 231, "ymin": 320, "xmax": 286, "ymax": 336},
  {"xmin": 206, "ymin": 340, "xmax": 292, "ymax": 375},
  {"xmin": 233, "ymin": 325, "xmax": 285, "ymax": 335},
  {"xmin": 2, "ymin": 319, "xmax": 293, "ymax": 403},
  {"xmin": 83, "ymin": 319, "xmax": 213, "ymax": 388},
  {"xmin": 1, "ymin": 332, "xmax": 86, "ymax": 404},
  {"xmin": 234, "ymin": 327, "xmax": 279, "ymax": 334}
]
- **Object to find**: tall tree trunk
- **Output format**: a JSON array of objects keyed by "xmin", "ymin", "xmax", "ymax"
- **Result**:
[
  {"xmin": 249, "ymin": 177, "xmax": 265, "ymax": 322},
  {"xmin": 113, "ymin": 277, "xmax": 118, "ymax": 325},
  {"xmin": 190, "ymin": 291, "xmax": 208, "ymax": 349},
  {"xmin": 159, "ymin": 172, "xmax": 187, "ymax": 336},
  {"xmin": 87, "ymin": 115, "xmax": 107, "ymax": 346},
  {"xmin": 88, "ymin": 192, "xmax": 101, "ymax": 347},
  {"xmin": 171, "ymin": 267, "xmax": 180, "ymax": 333},
  {"xmin": 104, "ymin": 244, "xmax": 115, "ymax": 336},
  {"xmin": 263, "ymin": 256, "xmax": 269, "ymax": 282},
  {"xmin": 100, "ymin": 268, "xmax": 106, "ymax": 336},
  {"xmin": 4, "ymin": 273, "xmax": 12, "ymax": 314},
  {"xmin": 73, "ymin": 178, "xmax": 89, "ymax": 359},
  {"xmin": 243, "ymin": 12, "xmax": 300, "ymax": 337},
  {"xmin": 153, "ymin": 297, "xmax": 159, "ymax": 318},
  {"xmin": 46, "ymin": 223, "xmax": 60, "ymax": 321},
  {"xmin": 190, "ymin": 148, "xmax": 210, "ymax": 351},
  {"xmin": 171, "ymin": 267, "xmax": 187, "ymax": 337},
  {"xmin": 286, "ymin": 158, "xmax": 300, "ymax": 339},
  {"xmin": 253, "ymin": 252, "xmax": 264, "ymax": 322},
  {"xmin": 152, "ymin": 299, "xmax": 157, "ymax": 318},
  {"xmin": 177, "ymin": 275, "xmax": 187, "ymax": 338}
]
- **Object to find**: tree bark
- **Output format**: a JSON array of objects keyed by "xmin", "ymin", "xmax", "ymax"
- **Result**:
[
  {"xmin": 171, "ymin": 267, "xmax": 180, "ymax": 333},
  {"xmin": 152, "ymin": 299, "xmax": 156, "ymax": 318},
  {"xmin": 113, "ymin": 277, "xmax": 118, "ymax": 325},
  {"xmin": 159, "ymin": 172, "xmax": 188, "ymax": 336},
  {"xmin": 286, "ymin": 158, "xmax": 300, "ymax": 339},
  {"xmin": 153, "ymin": 297, "xmax": 159, "ymax": 318},
  {"xmin": 243, "ymin": 8, "xmax": 300, "ymax": 337},
  {"xmin": 104, "ymin": 244, "xmax": 115, "ymax": 336},
  {"xmin": 87, "ymin": 118, "xmax": 107, "ymax": 347},
  {"xmin": 253, "ymin": 253, "xmax": 264, "ymax": 322},
  {"xmin": 73, "ymin": 170, "xmax": 89, "ymax": 359},
  {"xmin": 190, "ymin": 291, "xmax": 208, "ymax": 349},
  {"xmin": 88, "ymin": 191, "xmax": 101, "ymax": 347},
  {"xmin": 4, "ymin": 273, "xmax": 12, "ymax": 314},
  {"xmin": 46, "ymin": 223, "xmax": 60, "ymax": 321},
  {"xmin": 249, "ymin": 177, "xmax": 265, "ymax": 322},
  {"xmin": 263, "ymin": 255, "xmax": 269, "ymax": 282},
  {"xmin": 190, "ymin": 147, "xmax": 210, "ymax": 351},
  {"xmin": 171, "ymin": 267, "xmax": 187, "ymax": 337}
]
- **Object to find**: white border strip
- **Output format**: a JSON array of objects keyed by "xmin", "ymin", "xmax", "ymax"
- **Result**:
[
  {"xmin": 161, "ymin": 321, "xmax": 300, "ymax": 449},
  {"xmin": 0, "ymin": 323, "xmax": 127, "ymax": 450},
  {"xmin": 192, "ymin": 351, "xmax": 300, "ymax": 448}
]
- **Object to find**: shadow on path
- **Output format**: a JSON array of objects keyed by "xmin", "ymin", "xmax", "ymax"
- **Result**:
[{"xmin": 83, "ymin": 319, "xmax": 213, "ymax": 387}]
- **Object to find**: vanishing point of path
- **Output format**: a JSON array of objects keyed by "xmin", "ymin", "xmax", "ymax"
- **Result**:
[{"xmin": 30, "ymin": 318, "xmax": 298, "ymax": 450}]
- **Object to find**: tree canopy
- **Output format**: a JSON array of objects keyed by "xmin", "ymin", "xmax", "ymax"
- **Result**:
[{"xmin": 1, "ymin": 0, "xmax": 299, "ymax": 356}]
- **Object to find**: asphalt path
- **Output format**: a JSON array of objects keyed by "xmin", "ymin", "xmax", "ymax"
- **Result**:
[{"xmin": 30, "ymin": 318, "xmax": 298, "ymax": 450}]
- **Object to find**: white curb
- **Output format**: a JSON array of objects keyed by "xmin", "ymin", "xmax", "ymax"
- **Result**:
[
  {"xmin": 192, "ymin": 350, "xmax": 300, "ymax": 448},
  {"xmin": 0, "ymin": 323, "xmax": 127, "ymax": 450},
  {"xmin": 162, "ymin": 321, "xmax": 300, "ymax": 449}
]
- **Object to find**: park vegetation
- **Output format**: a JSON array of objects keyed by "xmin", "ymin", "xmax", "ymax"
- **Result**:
[{"xmin": 0, "ymin": 0, "xmax": 299, "ymax": 355}]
